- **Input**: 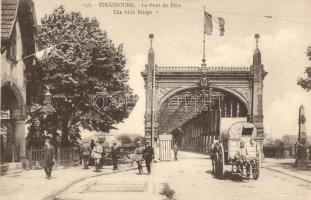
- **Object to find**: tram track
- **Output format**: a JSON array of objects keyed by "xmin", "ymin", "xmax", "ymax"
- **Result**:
[
  {"xmin": 262, "ymin": 166, "xmax": 311, "ymax": 184},
  {"xmin": 42, "ymin": 165, "xmax": 139, "ymax": 200}
]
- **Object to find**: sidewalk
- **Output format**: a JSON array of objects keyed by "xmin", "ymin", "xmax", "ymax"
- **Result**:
[
  {"xmin": 0, "ymin": 163, "xmax": 133, "ymax": 200},
  {"xmin": 262, "ymin": 158, "xmax": 311, "ymax": 183}
]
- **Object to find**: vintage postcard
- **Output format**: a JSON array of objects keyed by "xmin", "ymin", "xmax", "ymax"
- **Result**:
[{"xmin": 0, "ymin": 0, "xmax": 310, "ymax": 199}]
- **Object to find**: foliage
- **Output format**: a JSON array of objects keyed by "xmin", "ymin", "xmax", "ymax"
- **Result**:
[
  {"xmin": 281, "ymin": 135, "xmax": 297, "ymax": 147},
  {"xmin": 117, "ymin": 134, "xmax": 145, "ymax": 145},
  {"xmin": 297, "ymin": 46, "xmax": 311, "ymax": 91},
  {"xmin": 26, "ymin": 6, "xmax": 138, "ymax": 147},
  {"xmin": 117, "ymin": 134, "xmax": 132, "ymax": 144},
  {"xmin": 273, "ymin": 139, "xmax": 285, "ymax": 147},
  {"xmin": 26, "ymin": 104, "xmax": 57, "ymax": 147}
]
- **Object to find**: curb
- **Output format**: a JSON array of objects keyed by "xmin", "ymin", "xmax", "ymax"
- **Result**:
[
  {"xmin": 41, "ymin": 166, "xmax": 138, "ymax": 200},
  {"xmin": 262, "ymin": 166, "xmax": 311, "ymax": 184}
]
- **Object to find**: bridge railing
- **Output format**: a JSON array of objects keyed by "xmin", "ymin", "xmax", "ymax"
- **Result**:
[{"xmin": 156, "ymin": 66, "xmax": 251, "ymax": 72}]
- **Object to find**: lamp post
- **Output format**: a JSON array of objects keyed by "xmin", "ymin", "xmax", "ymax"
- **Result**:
[{"xmin": 150, "ymin": 33, "xmax": 155, "ymax": 147}]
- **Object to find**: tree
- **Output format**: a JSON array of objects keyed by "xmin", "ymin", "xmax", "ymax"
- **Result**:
[
  {"xmin": 26, "ymin": 6, "xmax": 137, "ymax": 146},
  {"xmin": 297, "ymin": 47, "xmax": 311, "ymax": 91},
  {"xmin": 117, "ymin": 134, "xmax": 132, "ymax": 144},
  {"xmin": 282, "ymin": 135, "xmax": 297, "ymax": 147}
]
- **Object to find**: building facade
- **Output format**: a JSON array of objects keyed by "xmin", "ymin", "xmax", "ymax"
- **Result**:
[{"xmin": 1, "ymin": 0, "xmax": 37, "ymax": 164}]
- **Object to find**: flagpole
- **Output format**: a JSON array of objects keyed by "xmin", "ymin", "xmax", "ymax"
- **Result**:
[
  {"xmin": 202, "ymin": 6, "xmax": 207, "ymax": 67},
  {"xmin": 15, "ymin": 44, "xmax": 59, "ymax": 63}
]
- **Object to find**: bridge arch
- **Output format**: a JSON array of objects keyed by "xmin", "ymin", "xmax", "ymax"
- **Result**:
[{"xmin": 158, "ymin": 86, "xmax": 249, "ymax": 114}]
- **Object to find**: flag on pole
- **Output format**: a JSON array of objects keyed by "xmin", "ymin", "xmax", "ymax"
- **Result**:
[
  {"xmin": 35, "ymin": 45, "xmax": 56, "ymax": 60},
  {"xmin": 204, "ymin": 12, "xmax": 225, "ymax": 36},
  {"xmin": 204, "ymin": 12, "xmax": 213, "ymax": 35},
  {"xmin": 218, "ymin": 17, "xmax": 225, "ymax": 36}
]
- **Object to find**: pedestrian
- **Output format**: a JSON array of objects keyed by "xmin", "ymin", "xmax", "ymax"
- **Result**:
[
  {"xmin": 42, "ymin": 137, "xmax": 55, "ymax": 179},
  {"xmin": 90, "ymin": 139, "xmax": 95, "ymax": 150},
  {"xmin": 143, "ymin": 142, "xmax": 154, "ymax": 174},
  {"xmin": 81, "ymin": 141, "xmax": 91, "ymax": 169},
  {"xmin": 133, "ymin": 141, "xmax": 144, "ymax": 174},
  {"xmin": 91, "ymin": 140, "xmax": 103, "ymax": 171},
  {"xmin": 173, "ymin": 142, "xmax": 178, "ymax": 161},
  {"xmin": 111, "ymin": 142, "xmax": 119, "ymax": 170},
  {"xmin": 89, "ymin": 139, "xmax": 95, "ymax": 166}
]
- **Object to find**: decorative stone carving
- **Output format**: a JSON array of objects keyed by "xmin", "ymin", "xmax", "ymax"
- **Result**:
[
  {"xmin": 156, "ymin": 87, "xmax": 173, "ymax": 102},
  {"xmin": 197, "ymin": 77, "xmax": 210, "ymax": 88},
  {"xmin": 231, "ymin": 87, "xmax": 250, "ymax": 102}
]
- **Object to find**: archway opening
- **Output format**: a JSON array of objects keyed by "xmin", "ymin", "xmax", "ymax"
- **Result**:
[
  {"xmin": 1, "ymin": 84, "xmax": 21, "ymax": 163},
  {"xmin": 157, "ymin": 87, "xmax": 248, "ymax": 153}
]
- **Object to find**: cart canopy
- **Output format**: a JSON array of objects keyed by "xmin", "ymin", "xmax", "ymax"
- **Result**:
[{"xmin": 221, "ymin": 121, "xmax": 257, "ymax": 140}]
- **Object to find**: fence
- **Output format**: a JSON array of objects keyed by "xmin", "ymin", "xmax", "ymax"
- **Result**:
[
  {"xmin": 263, "ymin": 145, "xmax": 311, "ymax": 159},
  {"xmin": 27, "ymin": 146, "xmax": 136, "ymax": 169},
  {"xmin": 27, "ymin": 146, "xmax": 80, "ymax": 169}
]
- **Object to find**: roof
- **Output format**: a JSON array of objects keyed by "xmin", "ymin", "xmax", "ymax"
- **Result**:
[{"xmin": 1, "ymin": 0, "xmax": 19, "ymax": 40}]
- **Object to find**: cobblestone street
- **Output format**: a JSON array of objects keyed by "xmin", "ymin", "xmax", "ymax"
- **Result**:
[{"xmin": 56, "ymin": 152, "xmax": 311, "ymax": 200}]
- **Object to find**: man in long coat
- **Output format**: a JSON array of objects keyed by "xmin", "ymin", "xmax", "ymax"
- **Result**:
[
  {"xmin": 42, "ymin": 137, "xmax": 55, "ymax": 179},
  {"xmin": 173, "ymin": 142, "xmax": 178, "ymax": 161},
  {"xmin": 111, "ymin": 142, "xmax": 119, "ymax": 170},
  {"xmin": 143, "ymin": 142, "xmax": 154, "ymax": 175}
]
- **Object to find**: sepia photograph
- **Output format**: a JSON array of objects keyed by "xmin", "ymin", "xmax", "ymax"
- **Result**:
[{"xmin": 0, "ymin": 0, "xmax": 311, "ymax": 199}]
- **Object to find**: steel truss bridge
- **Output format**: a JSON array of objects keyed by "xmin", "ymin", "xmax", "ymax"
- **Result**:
[{"xmin": 142, "ymin": 36, "xmax": 267, "ymax": 154}]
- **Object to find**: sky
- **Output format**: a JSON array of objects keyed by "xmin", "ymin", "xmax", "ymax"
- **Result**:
[{"xmin": 34, "ymin": 0, "xmax": 311, "ymax": 139}]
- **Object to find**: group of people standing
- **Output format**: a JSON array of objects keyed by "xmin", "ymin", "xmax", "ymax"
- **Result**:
[
  {"xmin": 79, "ymin": 139, "xmax": 157, "ymax": 175},
  {"xmin": 41, "ymin": 137, "xmax": 177, "ymax": 179},
  {"xmin": 41, "ymin": 138, "xmax": 120, "ymax": 179},
  {"xmin": 81, "ymin": 140, "xmax": 120, "ymax": 171}
]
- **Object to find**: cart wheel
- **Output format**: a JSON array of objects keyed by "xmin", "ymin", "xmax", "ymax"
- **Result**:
[
  {"xmin": 213, "ymin": 153, "xmax": 219, "ymax": 174},
  {"xmin": 212, "ymin": 157, "xmax": 216, "ymax": 173},
  {"xmin": 252, "ymin": 146, "xmax": 261, "ymax": 180},
  {"xmin": 252, "ymin": 161, "xmax": 260, "ymax": 180}
]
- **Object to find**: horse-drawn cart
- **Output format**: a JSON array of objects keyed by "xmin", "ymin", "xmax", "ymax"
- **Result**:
[{"xmin": 211, "ymin": 121, "xmax": 260, "ymax": 180}]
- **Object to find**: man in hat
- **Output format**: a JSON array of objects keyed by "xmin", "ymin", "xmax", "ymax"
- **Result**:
[
  {"xmin": 81, "ymin": 140, "xmax": 91, "ymax": 169},
  {"xmin": 173, "ymin": 142, "xmax": 178, "ymax": 161},
  {"xmin": 134, "ymin": 141, "xmax": 144, "ymax": 174},
  {"xmin": 111, "ymin": 142, "xmax": 119, "ymax": 170},
  {"xmin": 235, "ymin": 141, "xmax": 250, "ymax": 175},
  {"xmin": 143, "ymin": 141, "xmax": 154, "ymax": 174},
  {"xmin": 91, "ymin": 140, "xmax": 103, "ymax": 171},
  {"xmin": 42, "ymin": 137, "xmax": 55, "ymax": 179}
]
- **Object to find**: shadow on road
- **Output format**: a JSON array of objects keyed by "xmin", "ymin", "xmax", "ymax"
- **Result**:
[{"xmin": 206, "ymin": 170, "xmax": 253, "ymax": 182}]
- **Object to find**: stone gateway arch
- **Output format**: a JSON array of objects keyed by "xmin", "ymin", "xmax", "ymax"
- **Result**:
[{"xmin": 141, "ymin": 34, "xmax": 267, "ymax": 156}]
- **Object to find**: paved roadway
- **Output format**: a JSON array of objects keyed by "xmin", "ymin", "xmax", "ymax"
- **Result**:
[{"xmin": 56, "ymin": 152, "xmax": 311, "ymax": 200}]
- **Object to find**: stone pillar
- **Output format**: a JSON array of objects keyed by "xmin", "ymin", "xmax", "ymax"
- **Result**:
[
  {"xmin": 14, "ymin": 119, "xmax": 26, "ymax": 160},
  {"xmin": 144, "ymin": 34, "xmax": 156, "ymax": 145},
  {"xmin": 252, "ymin": 34, "xmax": 265, "ymax": 160},
  {"xmin": 298, "ymin": 105, "xmax": 307, "ymax": 142}
]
